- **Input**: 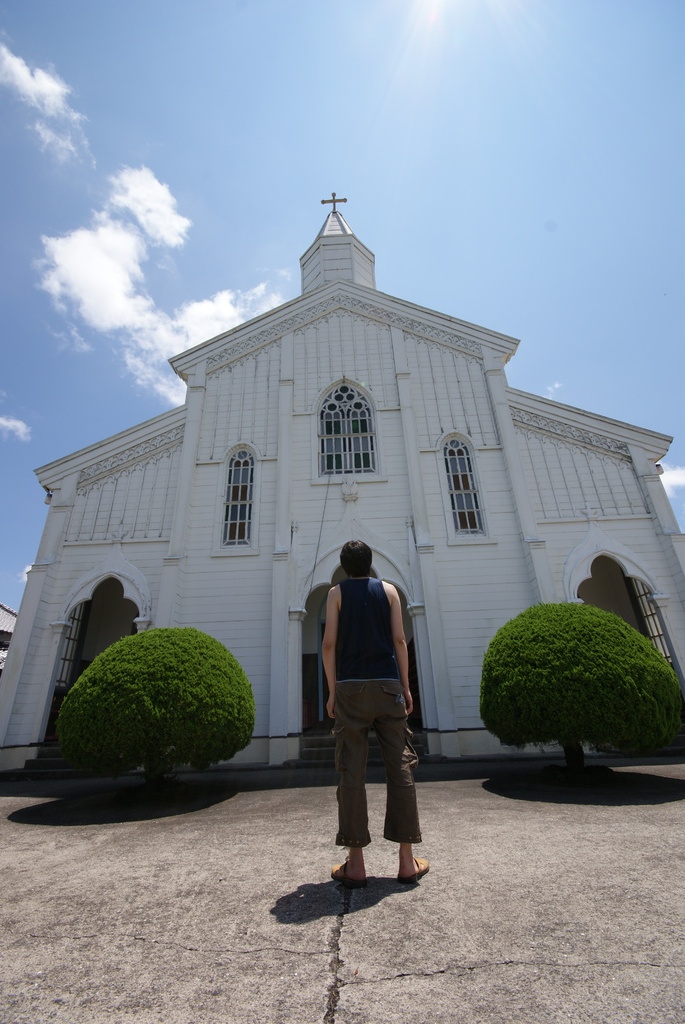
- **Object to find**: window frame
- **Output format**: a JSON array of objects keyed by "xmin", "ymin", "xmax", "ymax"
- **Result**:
[
  {"xmin": 213, "ymin": 445, "xmax": 260, "ymax": 556},
  {"xmin": 317, "ymin": 382, "xmax": 378, "ymax": 478},
  {"xmin": 439, "ymin": 436, "xmax": 487, "ymax": 540}
]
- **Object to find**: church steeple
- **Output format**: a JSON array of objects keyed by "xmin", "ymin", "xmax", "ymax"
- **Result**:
[{"xmin": 300, "ymin": 194, "xmax": 376, "ymax": 293}]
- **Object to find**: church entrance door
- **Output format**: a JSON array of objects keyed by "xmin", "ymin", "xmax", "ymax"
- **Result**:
[{"xmin": 301, "ymin": 576, "xmax": 423, "ymax": 733}]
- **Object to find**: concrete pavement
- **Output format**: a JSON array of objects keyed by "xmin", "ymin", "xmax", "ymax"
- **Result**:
[{"xmin": 1, "ymin": 756, "xmax": 684, "ymax": 1024}]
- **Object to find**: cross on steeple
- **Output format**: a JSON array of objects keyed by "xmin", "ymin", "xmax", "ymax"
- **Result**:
[{"xmin": 321, "ymin": 192, "xmax": 347, "ymax": 213}]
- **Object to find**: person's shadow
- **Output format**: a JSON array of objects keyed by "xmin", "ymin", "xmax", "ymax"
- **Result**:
[{"xmin": 271, "ymin": 876, "xmax": 411, "ymax": 924}]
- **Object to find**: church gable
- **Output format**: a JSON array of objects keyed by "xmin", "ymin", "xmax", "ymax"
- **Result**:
[{"xmin": 174, "ymin": 278, "xmax": 515, "ymax": 385}]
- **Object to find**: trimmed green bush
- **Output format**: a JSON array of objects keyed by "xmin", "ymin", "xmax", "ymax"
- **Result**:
[
  {"xmin": 480, "ymin": 603, "xmax": 681, "ymax": 769},
  {"xmin": 57, "ymin": 627, "xmax": 255, "ymax": 781}
]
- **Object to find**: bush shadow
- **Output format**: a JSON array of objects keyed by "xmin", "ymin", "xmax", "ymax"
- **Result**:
[
  {"xmin": 7, "ymin": 776, "xmax": 238, "ymax": 826},
  {"xmin": 482, "ymin": 766, "xmax": 685, "ymax": 806}
]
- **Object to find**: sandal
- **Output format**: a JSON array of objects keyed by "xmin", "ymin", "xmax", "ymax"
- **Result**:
[
  {"xmin": 331, "ymin": 861, "xmax": 367, "ymax": 889},
  {"xmin": 397, "ymin": 857, "xmax": 430, "ymax": 884}
]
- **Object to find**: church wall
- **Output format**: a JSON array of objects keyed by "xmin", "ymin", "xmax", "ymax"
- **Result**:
[
  {"xmin": 508, "ymin": 419, "xmax": 685, "ymax": 672},
  {"xmin": 168, "ymin": 453, "xmax": 277, "ymax": 736},
  {"xmin": 289, "ymin": 435, "xmax": 412, "ymax": 553},
  {"xmin": 3, "ymin": 581, "xmax": 57, "ymax": 744},
  {"xmin": 419, "ymin": 437, "xmax": 538, "ymax": 729},
  {"xmin": 406, "ymin": 340, "xmax": 499, "ymax": 449},
  {"xmin": 293, "ymin": 314, "xmax": 399, "ymax": 413},
  {"xmin": 201, "ymin": 344, "xmax": 282, "ymax": 462},
  {"xmin": 515, "ymin": 428, "xmax": 647, "ymax": 521},
  {"xmin": 287, "ymin": 312, "xmax": 412, "ymax": 562},
  {"xmin": 64, "ymin": 447, "xmax": 181, "ymax": 543}
]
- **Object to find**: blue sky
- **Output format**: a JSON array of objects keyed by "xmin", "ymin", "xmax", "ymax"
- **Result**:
[{"xmin": 1, "ymin": 0, "xmax": 683, "ymax": 612}]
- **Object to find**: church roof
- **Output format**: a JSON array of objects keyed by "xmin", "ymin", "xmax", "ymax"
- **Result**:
[
  {"xmin": 316, "ymin": 210, "xmax": 355, "ymax": 237},
  {"xmin": 0, "ymin": 603, "xmax": 17, "ymax": 634}
]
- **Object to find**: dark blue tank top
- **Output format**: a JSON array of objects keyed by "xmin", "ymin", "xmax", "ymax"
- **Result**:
[{"xmin": 337, "ymin": 577, "xmax": 399, "ymax": 682}]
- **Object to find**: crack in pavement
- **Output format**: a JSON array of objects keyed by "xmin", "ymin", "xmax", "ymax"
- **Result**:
[
  {"xmin": 21, "ymin": 931, "xmax": 326, "ymax": 958},
  {"xmin": 323, "ymin": 886, "xmax": 351, "ymax": 1023},
  {"xmin": 318, "ymin": 885, "xmax": 679, "ymax": 1021},
  {"xmin": 345, "ymin": 956, "xmax": 677, "ymax": 986}
]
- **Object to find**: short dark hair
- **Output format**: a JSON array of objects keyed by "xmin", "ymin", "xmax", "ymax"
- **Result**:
[{"xmin": 340, "ymin": 540, "xmax": 373, "ymax": 578}]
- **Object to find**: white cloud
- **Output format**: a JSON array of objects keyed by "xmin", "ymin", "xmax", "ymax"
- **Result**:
[
  {"xmin": 51, "ymin": 325, "xmax": 92, "ymax": 354},
  {"xmin": 175, "ymin": 284, "xmax": 276, "ymax": 343},
  {"xmin": 546, "ymin": 381, "xmax": 562, "ymax": 399},
  {"xmin": 40, "ymin": 214, "xmax": 150, "ymax": 332},
  {"xmin": 33, "ymin": 120, "xmax": 79, "ymax": 162},
  {"xmin": 0, "ymin": 416, "xmax": 31, "ymax": 442},
  {"xmin": 38, "ymin": 168, "xmax": 284, "ymax": 404},
  {"xmin": 0, "ymin": 42, "xmax": 71, "ymax": 116},
  {"xmin": 661, "ymin": 464, "xmax": 685, "ymax": 497},
  {"xmin": 108, "ymin": 167, "xmax": 191, "ymax": 247},
  {"xmin": 0, "ymin": 42, "xmax": 90, "ymax": 161}
]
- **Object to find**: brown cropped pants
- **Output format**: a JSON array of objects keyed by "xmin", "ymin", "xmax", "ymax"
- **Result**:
[{"xmin": 333, "ymin": 678, "xmax": 422, "ymax": 848}]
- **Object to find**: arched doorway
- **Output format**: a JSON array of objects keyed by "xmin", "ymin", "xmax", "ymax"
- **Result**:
[
  {"xmin": 578, "ymin": 555, "xmax": 678, "ymax": 670},
  {"xmin": 44, "ymin": 577, "xmax": 139, "ymax": 741},
  {"xmin": 301, "ymin": 570, "xmax": 423, "ymax": 733}
]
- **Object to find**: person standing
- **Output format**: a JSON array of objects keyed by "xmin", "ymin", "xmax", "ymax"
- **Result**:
[{"xmin": 322, "ymin": 540, "xmax": 428, "ymax": 888}]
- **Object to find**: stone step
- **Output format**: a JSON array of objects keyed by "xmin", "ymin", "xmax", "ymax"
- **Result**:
[
  {"xmin": 21, "ymin": 744, "xmax": 74, "ymax": 772},
  {"xmin": 22, "ymin": 757, "xmax": 74, "ymax": 771},
  {"xmin": 299, "ymin": 731, "xmax": 427, "ymax": 765}
]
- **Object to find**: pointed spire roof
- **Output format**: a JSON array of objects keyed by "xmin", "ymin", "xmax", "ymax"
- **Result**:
[
  {"xmin": 316, "ymin": 209, "xmax": 355, "ymax": 237},
  {"xmin": 300, "ymin": 198, "xmax": 376, "ymax": 293}
]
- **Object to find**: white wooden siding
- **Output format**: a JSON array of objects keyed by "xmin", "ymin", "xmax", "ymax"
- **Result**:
[
  {"xmin": 203, "ymin": 344, "xmax": 281, "ymax": 461},
  {"xmin": 516, "ymin": 429, "xmax": 648, "ymax": 520},
  {"xmin": 293, "ymin": 314, "xmax": 397, "ymax": 412},
  {"xmin": 66, "ymin": 447, "xmax": 180, "ymax": 542},
  {"xmin": 405, "ymin": 337, "xmax": 499, "ymax": 448}
]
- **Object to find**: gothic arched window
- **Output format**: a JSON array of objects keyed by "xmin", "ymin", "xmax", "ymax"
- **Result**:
[
  {"xmin": 223, "ymin": 449, "xmax": 254, "ymax": 545},
  {"xmin": 319, "ymin": 384, "xmax": 376, "ymax": 475},
  {"xmin": 444, "ymin": 439, "xmax": 484, "ymax": 533}
]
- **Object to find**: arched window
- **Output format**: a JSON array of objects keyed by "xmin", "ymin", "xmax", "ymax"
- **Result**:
[
  {"xmin": 223, "ymin": 450, "xmax": 254, "ymax": 545},
  {"xmin": 444, "ymin": 440, "xmax": 483, "ymax": 533},
  {"xmin": 319, "ymin": 384, "xmax": 376, "ymax": 475}
]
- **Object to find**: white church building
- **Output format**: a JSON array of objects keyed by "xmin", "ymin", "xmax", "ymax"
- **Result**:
[{"xmin": 2, "ymin": 205, "xmax": 684, "ymax": 769}]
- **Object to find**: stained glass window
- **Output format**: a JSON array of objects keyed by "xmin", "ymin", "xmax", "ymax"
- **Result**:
[
  {"xmin": 319, "ymin": 384, "xmax": 376, "ymax": 475},
  {"xmin": 444, "ymin": 440, "xmax": 483, "ymax": 533}
]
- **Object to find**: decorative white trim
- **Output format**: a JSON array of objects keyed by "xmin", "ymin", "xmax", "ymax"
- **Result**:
[
  {"xmin": 300, "ymin": 530, "xmax": 413, "ymax": 608},
  {"xmin": 562, "ymin": 521, "xmax": 660, "ymax": 599},
  {"xmin": 511, "ymin": 407, "xmax": 631, "ymax": 459},
  {"xmin": 206, "ymin": 291, "xmax": 482, "ymax": 376},
  {"xmin": 341, "ymin": 479, "xmax": 359, "ymax": 502},
  {"xmin": 77, "ymin": 425, "xmax": 185, "ymax": 493},
  {"xmin": 60, "ymin": 545, "xmax": 152, "ymax": 621}
]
